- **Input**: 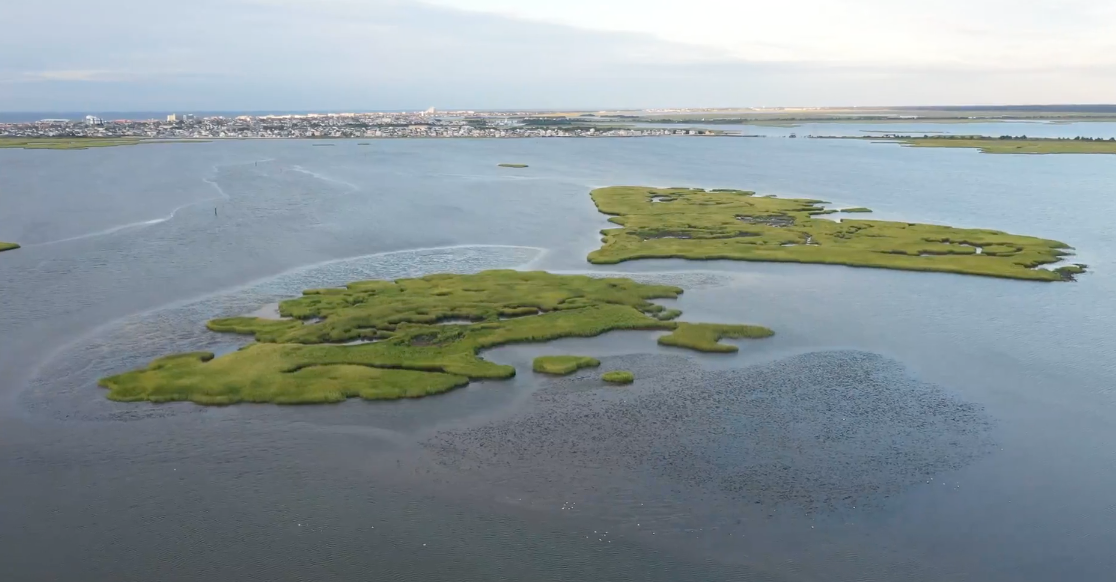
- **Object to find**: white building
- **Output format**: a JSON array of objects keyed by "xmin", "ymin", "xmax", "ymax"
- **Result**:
[{"xmin": 84, "ymin": 115, "xmax": 104, "ymax": 126}]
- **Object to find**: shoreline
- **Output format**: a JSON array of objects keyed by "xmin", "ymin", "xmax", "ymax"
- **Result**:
[{"xmin": 0, "ymin": 133, "xmax": 738, "ymax": 150}]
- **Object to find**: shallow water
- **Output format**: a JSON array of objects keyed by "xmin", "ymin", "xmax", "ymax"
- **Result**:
[{"xmin": 2, "ymin": 137, "xmax": 1115, "ymax": 581}]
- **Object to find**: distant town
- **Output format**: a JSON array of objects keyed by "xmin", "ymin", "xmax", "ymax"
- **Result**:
[{"xmin": 0, "ymin": 109, "xmax": 720, "ymax": 140}]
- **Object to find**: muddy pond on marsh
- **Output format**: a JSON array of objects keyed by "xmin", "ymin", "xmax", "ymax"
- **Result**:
[{"xmin": 2, "ymin": 137, "xmax": 1116, "ymax": 582}]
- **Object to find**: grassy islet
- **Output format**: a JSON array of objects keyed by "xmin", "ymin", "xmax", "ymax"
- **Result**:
[
  {"xmin": 100, "ymin": 270, "xmax": 771, "ymax": 405},
  {"xmin": 533, "ymin": 356, "xmax": 601, "ymax": 375},
  {"xmin": 0, "ymin": 137, "xmax": 204, "ymax": 150},
  {"xmin": 587, "ymin": 186, "xmax": 1082, "ymax": 281},
  {"xmin": 602, "ymin": 370, "xmax": 635, "ymax": 384},
  {"xmin": 658, "ymin": 323, "xmax": 775, "ymax": 353},
  {"xmin": 887, "ymin": 137, "xmax": 1116, "ymax": 155}
]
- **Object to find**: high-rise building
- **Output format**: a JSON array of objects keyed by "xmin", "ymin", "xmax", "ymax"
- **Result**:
[
  {"xmin": 424, "ymin": 107, "xmax": 437, "ymax": 116},
  {"xmin": 84, "ymin": 115, "xmax": 104, "ymax": 126},
  {"xmin": 167, "ymin": 113, "xmax": 180, "ymax": 122}
]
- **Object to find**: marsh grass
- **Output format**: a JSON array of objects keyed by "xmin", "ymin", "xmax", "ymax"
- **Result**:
[
  {"xmin": 100, "ymin": 270, "xmax": 772, "ymax": 405},
  {"xmin": 602, "ymin": 370, "xmax": 635, "ymax": 384},
  {"xmin": 0, "ymin": 137, "xmax": 203, "ymax": 150},
  {"xmin": 0, "ymin": 137, "xmax": 145, "ymax": 150},
  {"xmin": 498, "ymin": 163, "xmax": 529, "ymax": 168},
  {"xmin": 658, "ymin": 323, "xmax": 775, "ymax": 353},
  {"xmin": 587, "ymin": 186, "xmax": 1081, "ymax": 281},
  {"xmin": 1054, "ymin": 263, "xmax": 1089, "ymax": 280},
  {"xmin": 533, "ymin": 355, "xmax": 601, "ymax": 375},
  {"xmin": 0, "ymin": 242, "xmax": 19, "ymax": 252},
  {"xmin": 655, "ymin": 309, "xmax": 683, "ymax": 321},
  {"xmin": 892, "ymin": 138, "xmax": 1116, "ymax": 155}
]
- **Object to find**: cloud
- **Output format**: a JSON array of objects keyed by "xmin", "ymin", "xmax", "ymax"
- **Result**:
[
  {"xmin": 0, "ymin": 0, "xmax": 1112, "ymax": 110},
  {"xmin": 424, "ymin": 0, "xmax": 1116, "ymax": 69},
  {"xmin": 8, "ymin": 70, "xmax": 147, "ymax": 83}
]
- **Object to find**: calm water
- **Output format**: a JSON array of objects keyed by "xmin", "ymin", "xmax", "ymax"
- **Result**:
[{"xmin": 2, "ymin": 137, "xmax": 1115, "ymax": 581}]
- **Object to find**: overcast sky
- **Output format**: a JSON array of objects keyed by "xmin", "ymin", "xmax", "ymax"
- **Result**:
[{"xmin": 1, "ymin": 0, "xmax": 1114, "ymax": 111}]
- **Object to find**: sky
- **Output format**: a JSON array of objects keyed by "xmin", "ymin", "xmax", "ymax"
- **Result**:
[{"xmin": 1, "ymin": 0, "xmax": 1114, "ymax": 111}]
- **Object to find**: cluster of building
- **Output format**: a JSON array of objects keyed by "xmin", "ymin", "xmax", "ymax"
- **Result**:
[{"xmin": 0, "ymin": 110, "xmax": 719, "ymax": 140}]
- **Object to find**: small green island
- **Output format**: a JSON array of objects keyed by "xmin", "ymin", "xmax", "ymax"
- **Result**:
[
  {"xmin": 100, "ymin": 271, "xmax": 772, "ymax": 405},
  {"xmin": 0, "ymin": 137, "xmax": 146, "ymax": 150},
  {"xmin": 0, "ymin": 242, "xmax": 20, "ymax": 252},
  {"xmin": 587, "ymin": 186, "xmax": 1085, "ymax": 281},
  {"xmin": 840, "ymin": 207, "xmax": 873, "ymax": 213},
  {"xmin": 0, "ymin": 137, "xmax": 203, "ymax": 150},
  {"xmin": 498, "ymin": 163, "xmax": 529, "ymax": 168},
  {"xmin": 533, "ymin": 355, "xmax": 601, "ymax": 376},
  {"xmin": 882, "ymin": 136, "xmax": 1116, "ymax": 155},
  {"xmin": 602, "ymin": 370, "xmax": 634, "ymax": 384}
]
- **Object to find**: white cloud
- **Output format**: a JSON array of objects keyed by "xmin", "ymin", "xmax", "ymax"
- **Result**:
[
  {"xmin": 0, "ymin": 0, "xmax": 1112, "ymax": 109},
  {"xmin": 18, "ymin": 70, "xmax": 126, "ymax": 82},
  {"xmin": 423, "ymin": 0, "xmax": 1116, "ymax": 69}
]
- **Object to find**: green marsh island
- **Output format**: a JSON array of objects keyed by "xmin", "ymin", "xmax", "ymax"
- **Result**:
[
  {"xmin": 498, "ymin": 163, "xmax": 529, "ymax": 168},
  {"xmin": 0, "ymin": 137, "xmax": 203, "ymax": 150},
  {"xmin": 100, "ymin": 271, "xmax": 773, "ymax": 405},
  {"xmin": 882, "ymin": 136, "xmax": 1116, "ymax": 155},
  {"xmin": 0, "ymin": 242, "xmax": 20, "ymax": 252},
  {"xmin": 602, "ymin": 370, "xmax": 635, "ymax": 384},
  {"xmin": 0, "ymin": 137, "xmax": 146, "ymax": 150},
  {"xmin": 533, "ymin": 355, "xmax": 601, "ymax": 376},
  {"xmin": 587, "ymin": 186, "xmax": 1085, "ymax": 281}
]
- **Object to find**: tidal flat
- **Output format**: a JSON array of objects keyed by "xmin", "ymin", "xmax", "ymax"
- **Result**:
[
  {"xmin": 426, "ymin": 352, "xmax": 994, "ymax": 514},
  {"xmin": 588, "ymin": 185, "xmax": 1083, "ymax": 281}
]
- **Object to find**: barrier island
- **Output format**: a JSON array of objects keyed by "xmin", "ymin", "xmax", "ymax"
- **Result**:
[
  {"xmin": 0, "ymin": 242, "xmax": 19, "ymax": 252},
  {"xmin": 99, "ymin": 270, "xmax": 772, "ymax": 404},
  {"xmin": 587, "ymin": 186, "xmax": 1085, "ymax": 281}
]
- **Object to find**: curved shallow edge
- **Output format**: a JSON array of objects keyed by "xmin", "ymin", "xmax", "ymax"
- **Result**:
[
  {"xmin": 20, "ymin": 245, "xmax": 547, "ymax": 419},
  {"xmin": 94, "ymin": 271, "xmax": 777, "ymax": 406}
]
